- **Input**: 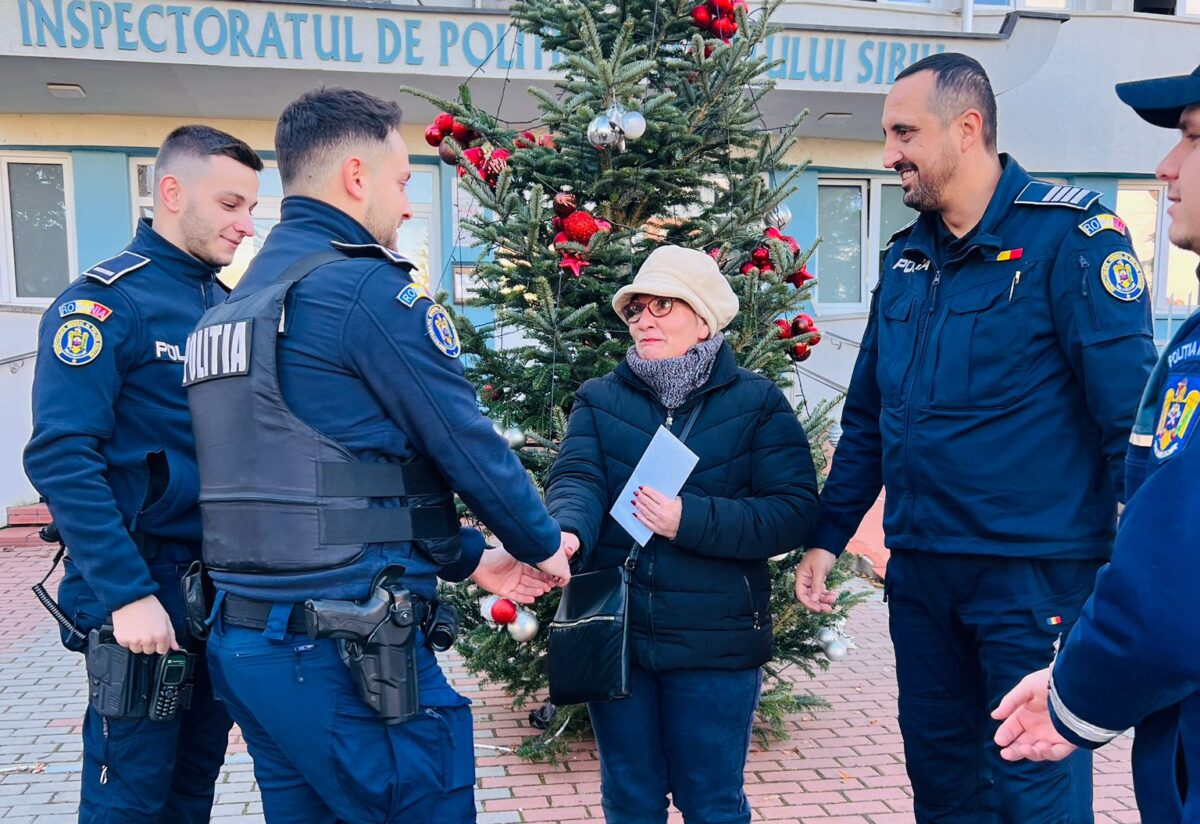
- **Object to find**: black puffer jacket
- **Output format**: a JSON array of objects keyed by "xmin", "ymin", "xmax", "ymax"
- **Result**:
[{"xmin": 545, "ymin": 343, "xmax": 819, "ymax": 672}]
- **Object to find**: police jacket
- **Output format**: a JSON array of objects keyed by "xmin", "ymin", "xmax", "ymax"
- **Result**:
[
  {"xmin": 545, "ymin": 343, "xmax": 819, "ymax": 672},
  {"xmin": 197, "ymin": 196, "xmax": 560, "ymax": 607},
  {"xmin": 24, "ymin": 220, "xmax": 221, "ymax": 614},
  {"xmin": 814, "ymin": 155, "xmax": 1157, "ymax": 561},
  {"xmin": 1049, "ymin": 310, "xmax": 1200, "ymax": 824}
]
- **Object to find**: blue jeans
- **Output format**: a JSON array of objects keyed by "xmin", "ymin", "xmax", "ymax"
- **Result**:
[
  {"xmin": 887, "ymin": 550, "xmax": 1099, "ymax": 824},
  {"xmin": 60, "ymin": 553, "xmax": 231, "ymax": 824},
  {"xmin": 588, "ymin": 664, "xmax": 762, "ymax": 824},
  {"xmin": 206, "ymin": 622, "xmax": 475, "ymax": 824}
]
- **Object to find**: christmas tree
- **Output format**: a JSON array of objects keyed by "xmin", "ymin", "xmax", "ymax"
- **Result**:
[{"xmin": 405, "ymin": 0, "xmax": 864, "ymax": 760}]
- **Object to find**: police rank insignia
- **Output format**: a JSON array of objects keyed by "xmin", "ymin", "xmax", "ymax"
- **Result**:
[
  {"xmin": 425, "ymin": 304, "xmax": 461, "ymax": 358},
  {"xmin": 1078, "ymin": 214, "xmax": 1127, "ymax": 238},
  {"xmin": 1099, "ymin": 251, "xmax": 1145, "ymax": 302},
  {"xmin": 57, "ymin": 300, "xmax": 113, "ymax": 322},
  {"xmin": 1154, "ymin": 377, "xmax": 1199, "ymax": 460},
  {"xmin": 53, "ymin": 319, "xmax": 103, "ymax": 366}
]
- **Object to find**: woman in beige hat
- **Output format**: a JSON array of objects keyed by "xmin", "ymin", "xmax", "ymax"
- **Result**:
[{"xmin": 545, "ymin": 245, "xmax": 820, "ymax": 823}]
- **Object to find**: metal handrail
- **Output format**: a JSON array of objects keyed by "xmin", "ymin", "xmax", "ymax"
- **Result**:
[{"xmin": 0, "ymin": 350, "xmax": 36, "ymax": 369}]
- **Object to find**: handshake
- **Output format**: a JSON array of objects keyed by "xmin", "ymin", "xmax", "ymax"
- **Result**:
[{"xmin": 467, "ymin": 531, "xmax": 580, "ymax": 605}]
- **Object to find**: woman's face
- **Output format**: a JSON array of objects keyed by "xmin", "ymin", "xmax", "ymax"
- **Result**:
[{"xmin": 625, "ymin": 294, "xmax": 711, "ymax": 360}]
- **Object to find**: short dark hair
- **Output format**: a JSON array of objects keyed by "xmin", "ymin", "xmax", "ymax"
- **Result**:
[
  {"xmin": 275, "ymin": 87, "xmax": 404, "ymax": 189},
  {"xmin": 156, "ymin": 125, "xmax": 263, "ymax": 177},
  {"xmin": 896, "ymin": 52, "xmax": 998, "ymax": 152}
]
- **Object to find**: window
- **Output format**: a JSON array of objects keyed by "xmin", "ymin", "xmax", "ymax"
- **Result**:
[
  {"xmin": 0, "ymin": 154, "xmax": 77, "ymax": 305},
  {"xmin": 1118, "ymin": 182, "xmax": 1200, "ymax": 325},
  {"xmin": 815, "ymin": 177, "xmax": 917, "ymax": 315},
  {"xmin": 131, "ymin": 161, "xmax": 440, "ymax": 290}
]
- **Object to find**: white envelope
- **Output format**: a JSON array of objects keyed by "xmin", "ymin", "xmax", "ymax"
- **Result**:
[{"xmin": 609, "ymin": 425, "xmax": 700, "ymax": 546}]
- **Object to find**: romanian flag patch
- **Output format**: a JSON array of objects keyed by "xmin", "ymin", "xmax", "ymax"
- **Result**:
[
  {"xmin": 1045, "ymin": 615, "xmax": 1063, "ymax": 627},
  {"xmin": 996, "ymin": 249, "xmax": 1024, "ymax": 262}
]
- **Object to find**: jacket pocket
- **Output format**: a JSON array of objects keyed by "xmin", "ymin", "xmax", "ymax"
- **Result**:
[
  {"xmin": 930, "ymin": 265, "xmax": 1039, "ymax": 409},
  {"xmin": 876, "ymin": 291, "xmax": 920, "ymax": 408},
  {"xmin": 135, "ymin": 449, "xmax": 198, "ymax": 533}
]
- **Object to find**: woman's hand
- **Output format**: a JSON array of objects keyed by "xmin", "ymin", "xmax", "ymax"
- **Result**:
[{"xmin": 633, "ymin": 486, "xmax": 682, "ymax": 540}]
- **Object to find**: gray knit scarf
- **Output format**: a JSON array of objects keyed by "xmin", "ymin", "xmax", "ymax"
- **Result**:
[{"xmin": 625, "ymin": 333, "xmax": 725, "ymax": 411}]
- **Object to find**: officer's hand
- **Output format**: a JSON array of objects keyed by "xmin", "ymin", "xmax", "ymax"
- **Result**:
[
  {"xmin": 992, "ymin": 668, "xmax": 1078, "ymax": 762},
  {"xmin": 561, "ymin": 531, "xmax": 581, "ymax": 561},
  {"xmin": 111, "ymin": 595, "xmax": 179, "ymax": 655},
  {"xmin": 536, "ymin": 545, "xmax": 572, "ymax": 587},
  {"xmin": 469, "ymin": 546, "xmax": 555, "ymax": 605},
  {"xmin": 794, "ymin": 548, "xmax": 839, "ymax": 613}
]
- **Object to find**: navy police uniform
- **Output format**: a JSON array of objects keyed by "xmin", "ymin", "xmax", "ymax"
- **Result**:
[
  {"xmin": 1048, "ymin": 311, "xmax": 1200, "ymax": 824},
  {"xmin": 189, "ymin": 196, "xmax": 561, "ymax": 823},
  {"xmin": 815, "ymin": 155, "xmax": 1157, "ymax": 822},
  {"xmin": 23, "ymin": 220, "xmax": 232, "ymax": 823}
]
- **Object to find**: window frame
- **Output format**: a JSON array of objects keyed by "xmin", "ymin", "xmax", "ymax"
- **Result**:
[
  {"xmin": 0, "ymin": 152, "xmax": 79, "ymax": 308},
  {"xmin": 1118, "ymin": 178, "xmax": 1200, "ymax": 316}
]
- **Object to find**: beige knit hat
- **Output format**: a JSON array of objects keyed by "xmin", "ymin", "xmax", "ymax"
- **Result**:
[{"xmin": 612, "ymin": 245, "xmax": 739, "ymax": 333}]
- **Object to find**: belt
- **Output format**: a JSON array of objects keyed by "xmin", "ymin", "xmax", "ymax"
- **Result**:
[{"xmin": 220, "ymin": 593, "xmax": 431, "ymax": 635}]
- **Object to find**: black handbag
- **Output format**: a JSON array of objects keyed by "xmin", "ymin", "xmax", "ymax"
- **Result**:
[{"xmin": 547, "ymin": 401, "xmax": 705, "ymax": 706}]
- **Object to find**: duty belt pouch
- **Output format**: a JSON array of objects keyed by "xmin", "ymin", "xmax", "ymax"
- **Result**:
[
  {"xmin": 85, "ymin": 628, "xmax": 154, "ymax": 719},
  {"xmin": 180, "ymin": 561, "xmax": 214, "ymax": 641},
  {"xmin": 547, "ymin": 400, "xmax": 706, "ymax": 706},
  {"xmin": 548, "ymin": 564, "xmax": 631, "ymax": 705}
]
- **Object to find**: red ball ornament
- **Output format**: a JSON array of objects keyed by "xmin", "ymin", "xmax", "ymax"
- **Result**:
[
  {"xmin": 424, "ymin": 124, "xmax": 445, "ymax": 148},
  {"xmin": 764, "ymin": 226, "xmax": 783, "ymax": 240},
  {"xmin": 774, "ymin": 319, "xmax": 792, "ymax": 338},
  {"xmin": 707, "ymin": 248, "xmax": 722, "ymax": 261},
  {"xmin": 434, "ymin": 112, "xmax": 456, "ymax": 134},
  {"xmin": 551, "ymin": 231, "xmax": 570, "ymax": 249},
  {"xmin": 791, "ymin": 342, "xmax": 811, "ymax": 362},
  {"xmin": 538, "ymin": 133, "xmax": 557, "ymax": 150},
  {"xmin": 708, "ymin": 0, "xmax": 734, "ymax": 14},
  {"xmin": 514, "ymin": 131, "xmax": 537, "ymax": 150},
  {"xmin": 462, "ymin": 146, "xmax": 486, "ymax": 170},
  {"xmin": 690, "ymin": 5, "xmax": 713, "ymax": 28},
  {"xmin": 807, "ymin": 329, "xmax": 822, "ymax": 347},
  {"xmin": 563, "ymin": 211, "xmax": 600, "ymax": 245},
  {"xmin": 450, "ymin": 121, "xmax": 473, "ymax": 143},
  {"xmin": 740, "ymin": 262, "xmax": 756, "ymax": 276},
  {"xmin": 751, "ymin": 246, "xmax": 771, "ymax": 266},
  {"xmin": 711, "ymin": 17, "xmax": 737, "ymax": 40},
  {"xmin": 782, "ymin": 235, "xmax": 801, "ymax": 254},
  {"xmin": 490, "ymin": 598, "xmax": 518, "ymax": 624},
  {"xmin": 796, "ymin": 312, "xmax": 815, "ymax": 329}
]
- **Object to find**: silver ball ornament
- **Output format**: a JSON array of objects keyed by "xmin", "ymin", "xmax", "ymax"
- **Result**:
[
  {"xmin": 507, "ymin": 609, "xmax": 540, "ymax": 642},
  {"xmin": 816, "ymin": 627, "xmax": 838, "ymax": 646},
  {"xmin": 587, "ymin": 113, "xmax": 622, "ymax": 148},
  {"xmin": 823, "ymin": 639, "xmax": 849, "ymax": 661},
  {"xmin": 480, "ymin": 594, "xmax": 500, "ymax": 621},
  {"xmin": 503, "ymin": 425, "xmax": 526, "ymax": 449},
  {"xmin": 764, "ymin": 203, "xmax": 793, "ymax": 230},
  {"xmin": 621, "ymin": 111, "xmax": 647, "ymax": 141}
]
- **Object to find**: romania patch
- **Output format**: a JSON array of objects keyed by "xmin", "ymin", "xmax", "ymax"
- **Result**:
[
  {"xmin": 425, "ymin": 304, "xmax": 461, "ymax": 358},
  {"xmin": 995, "ymin": 248, "xmax": 1024, "ymax": 262},
  {"xmin": 396, "ymin": 283, "xmax": 430, "ymax": 308},
  {"xmin": 1154, "ymin": 376, "xmax": 1199, "ymax": 460},
  {"xmin": 1078, "ymin": 214, "xmax": 1127, "ymax": 238},
  {"xmin": 52, "ymin": 319, "xmax": 103, "ymax": 366},
  {"xmin": 58, "ymin": 299, "xmax": 113, "ymax": 322},
  {"xmin": 1045, "ymin": 615, "xmax": 1063, "ymax": 627},
  {"xmin": 1099, "ymin": 251, "xmax": 1145, "ymax": 302}
]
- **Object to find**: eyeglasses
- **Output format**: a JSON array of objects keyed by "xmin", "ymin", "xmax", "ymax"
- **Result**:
[{"xmin": 621, "ymin": 297, "xmax": 676, "ymax": 324}]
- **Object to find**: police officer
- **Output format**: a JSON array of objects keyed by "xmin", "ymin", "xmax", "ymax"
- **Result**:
[
  {"xmin": 188, "ymin": 88, "xmax": 572, "ymax": 823},
  {"xmin": 793, "ymin": 53, "xmax": 1157, "ymax": 822},
  {"xmin": 22, "ymin": 126, "xmax": 262, "ymax": 822},
  {"xmin": 994, "ymin": 63, "xmax": 1200, "ymax": 824}
]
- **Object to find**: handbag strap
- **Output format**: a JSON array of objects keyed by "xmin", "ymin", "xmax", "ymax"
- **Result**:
[{"xmin": 626, "ymin": 398, "xmax": 707, "ymax": 570}]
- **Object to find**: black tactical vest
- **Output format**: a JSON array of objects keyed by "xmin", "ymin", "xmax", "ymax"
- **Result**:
[{"xmin": 184, "ymin": 250, "xmax": 457, "ymax": 574}]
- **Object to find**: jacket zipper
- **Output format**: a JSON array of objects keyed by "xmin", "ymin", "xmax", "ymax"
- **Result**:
[
  {"xmin": 646, "ymin": 405, "xmax": 676, "ymax": 671},
  {"xmin": 1079, "ymin": 255, "xmax": 1098, "ymax": 329},
  {"xmin": 902, "ymin": 266, "xmax": 942, "ymax": 522},
  {"xmin": 740, "ymin": 573, "xmax": 761, "ymax": 630}
]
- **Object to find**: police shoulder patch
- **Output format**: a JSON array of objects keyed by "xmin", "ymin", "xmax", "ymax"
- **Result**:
[
  {"xmin": 1078, "ymin": 213, "xmax": 1127, "ymax": 238},
  {"xmin": 425, "ymin": 303, "xmax": 461, "ymax": 358},
  {"xmin": 395, "ymin": 282, "xmax": 431, "ymax": 308},
  {"xmin": 1014, "ymin": 182, "xmax": 1102, "ymax": 211},
  {"xmin": 52, "ymin": 318, "xmax": 103, "ymax": 366},
  {"xmin": 82, "ymin": 251, "xmax": 151, "ymax": 285},
  {"xmin": 1153, "ymin": 376, "xmax": 1199, "ymax": 460},
  {"xmin": 57, "ymin": 299, "xmax": 113, "ymax": 322},
  {"xmin": 1099, "ymin": 250, "xmax": 1146, "ymax": 302},
  {"xmin": 330, "ymin": 241, "xmax": 417, "ymax": 271}
]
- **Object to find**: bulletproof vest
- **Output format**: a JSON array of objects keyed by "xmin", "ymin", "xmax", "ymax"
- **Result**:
[{"xmin": 183, "ymin": 250, "xmax": 458, "ymax": 574}]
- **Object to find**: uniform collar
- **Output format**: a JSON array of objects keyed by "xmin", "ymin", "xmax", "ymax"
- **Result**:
[
  {"xmin": 901, "ymin": 154, "xmax": 1029, "ymax": 265},
  {"xmin": 279, "ymin": 196, "xmax": 379, "ymax": 247},
  {"xmin": 128, "ymin": 219, "xmax": 219, "ymax": 281}
]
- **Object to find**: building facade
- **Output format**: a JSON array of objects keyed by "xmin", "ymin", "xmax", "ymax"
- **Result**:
[{"xmin": 1, "ymin": 0, "xmax": 1197, "ymax": 514}]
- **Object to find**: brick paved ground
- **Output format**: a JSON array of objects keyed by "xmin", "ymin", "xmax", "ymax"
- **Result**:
[{"xmin": 0, "ymin": 536, "xmax": 1140, "ymax": 823}]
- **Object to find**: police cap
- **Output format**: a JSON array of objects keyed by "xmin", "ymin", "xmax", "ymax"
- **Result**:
[{"xmin": 1116, "ymin": 63, "xmax": 1200, "ymax": 129}]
